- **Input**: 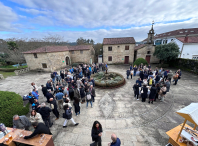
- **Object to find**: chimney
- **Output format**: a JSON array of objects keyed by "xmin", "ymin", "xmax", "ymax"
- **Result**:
[{"xmin": 184, "ymin": 34, "xmax": 188, "ymax": 43}]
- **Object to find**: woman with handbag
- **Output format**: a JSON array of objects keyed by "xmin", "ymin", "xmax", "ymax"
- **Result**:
[
  {"xmin": 91, "ymin": 121, "xmax": 103, "ymax": 146},
  {"xmin": 160, "ymin": 84, "xmax": 167, "ymax": 102},
  {"xmin": 141, "ymin": 84, "xmax": 148, "ymax": 102},
  {"xmin": 63, "ymin": 105, "xmax": 79, "ymax": 128}
]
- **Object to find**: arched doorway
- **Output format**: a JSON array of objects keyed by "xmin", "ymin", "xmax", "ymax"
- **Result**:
[{"xmin": 65, "ymin": 56, "xmax": 70, "ymax": 65}]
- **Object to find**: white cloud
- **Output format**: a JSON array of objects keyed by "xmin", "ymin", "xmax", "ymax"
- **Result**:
[
  {"xmin": 10, "ymin": 0, "xmax": 198, "ymax": 27},
  {"xmin": 0, "ymin": 2, "xmax": 19, "ymax": 32},
  {"xmin": 1, "ymin": 0, "xmax": 198, "ymax": 42},
  {"xmin": 1, "ymin": 17, "xmax": 198, "ymax": 43}
]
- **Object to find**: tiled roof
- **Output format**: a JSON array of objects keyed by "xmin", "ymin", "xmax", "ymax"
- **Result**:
[
  {"xmin": 134, "ymin": 44, "xmax": 146, "ymax": 50},
  {"xmin": 142, "ymin": 28, "xmax": 198, "ymax": 42},
  {"xmin": 23, "ymin": 45, "xmax": 92, "ymax": 54},
  {"xmin": 103, "ymin": 37, "xmax": 135, "ymax": 45},
  {"xmin": 176, "ymin": 36, "xmax": 198, "ymax": 43}
]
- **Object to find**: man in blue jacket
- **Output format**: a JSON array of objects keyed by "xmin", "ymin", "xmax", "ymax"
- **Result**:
[
  {"xmin": 32, "ymin": 89, "xmax": 39, "ymax": 100},
  {"xmin": 136, "ymin": 78, "xmax": 143, "ymax": 87},
  {"xmin": 108, "ymin": 134, "xmax": 121, "ymax": 146}
]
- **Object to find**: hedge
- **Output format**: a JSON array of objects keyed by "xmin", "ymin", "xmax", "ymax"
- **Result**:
[
  {"xmin": 134, "ymin": 58, "xmax": 148, "ymax": 66},
  {"xmin": 0, "ymin": 91, "xmax": 30, "ymax": 127},
  {"xmin": 169, "ymin": 58, "xmax": 198, "ymax": 74}
]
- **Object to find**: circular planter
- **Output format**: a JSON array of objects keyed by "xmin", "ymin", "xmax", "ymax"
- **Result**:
[{"xmin": 92, "ymin": 72, "xmax": 125, "ymax": 89}]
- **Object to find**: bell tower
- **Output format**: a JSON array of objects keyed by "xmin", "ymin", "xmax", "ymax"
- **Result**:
[{"xmin": 147, "ymin": 21, "xmax": 155, "ymax": 44}]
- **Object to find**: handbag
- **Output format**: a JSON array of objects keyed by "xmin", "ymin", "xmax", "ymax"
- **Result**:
[
  {"xmin": 90, "ymin": 142, "xmax": 97, "ymax": 146},
  {"xmin": 63, "ymin": 113, "xmax": 66, "ymax": 118}
]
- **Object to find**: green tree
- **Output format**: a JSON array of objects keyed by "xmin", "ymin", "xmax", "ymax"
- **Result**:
[
  {"xmin": 7, "ymin": 41, "xmax": 19, "ymax": 51},
  {"xmin": 153, "ymin": 43, "xmax": 180, "ymax": 63}
]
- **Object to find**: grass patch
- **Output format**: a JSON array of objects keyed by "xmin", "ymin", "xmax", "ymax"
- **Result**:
[{"xmin": 0, "ymin": 71, "xmax": 15, "ymax": 78}]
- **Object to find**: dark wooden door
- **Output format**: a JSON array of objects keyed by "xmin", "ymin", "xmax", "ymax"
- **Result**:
[
  {"xmin": 145, "ymin": 55, "xmax": 151, "ymax": 64},
  {"xmin": 66, "ymin": 57, "xmax": 69, "ymax": 65},
  {"xmin": 124, "ymin": 56, "xmax": 129, "ymax": 64}
]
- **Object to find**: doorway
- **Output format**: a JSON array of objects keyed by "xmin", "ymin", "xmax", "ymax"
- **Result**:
[
  {"xmin": 65, "ymin": 56, "xmax": 70, "ymax": 65},
  {"xmin": 145, "ymin": 55, "xmax": 151, "ymax": 64},
  {"xmin": 124, "ymin": 56, "xmax": 129, "ymax": 64}
]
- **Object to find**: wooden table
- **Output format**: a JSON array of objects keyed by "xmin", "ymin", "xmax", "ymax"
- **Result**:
[
  {"xmin": 13, "ymin": 129, "xmax": 54, "ymax": 146},
  {"xmin": 0, "ymin": 128, "xmax": 54, "ymax": 146},
  {"xmin": 166, "ymin": 123, "xmax": 196, "ymax": 146}
]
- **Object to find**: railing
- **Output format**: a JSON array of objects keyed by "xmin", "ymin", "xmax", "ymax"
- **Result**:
[{"xmin": 14, "ymin": 68, "xmax": 30, "ymax": 75}]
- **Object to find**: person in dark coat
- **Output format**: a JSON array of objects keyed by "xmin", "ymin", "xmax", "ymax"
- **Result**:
[
  {"xmin": 68, "ymin": 84, "xmax": 74, "ymax": 101},
  {"xmin": 73, "ymin": 97, "xmax": 80, "ymax": 116},
  {"xmin": 126, "ymin": 68, "xmax": 130, "ymax": 79},
  {"xmin": 28, "ymin": 92, "xmax": 35, "ymax": 104},
  {"xmin": 155, "ymin": 83, "xmax": 160, "ymax": 101},
  {"xmin": 63, "ymin": 105, "xmax": 79, "ymax": 128},
  {"xmin": 165, "ymin": 79, "xmax": 170, "ymax": 92},
  {"xmin": 141, "ymin": 85, "xmax": 148, "ymax": 102},
  {"xmin": 133, "ymin": 65, "xmax": 137, "ymax": 76},
  {"xmin": 32, "ymin": 99, "xmax": 40, "ymax": 112},
  {"xmin": 80, "ymin": 85, "xmax": 86, "ymax": 103},
  {"xmin": 136, "ymin": 78, "xmax": 143, "ymax": 87},
  {"xmin": 41, "ymin": 85, "xmax": 47, "ymax": 97},
  {"xmin": 155, "ymin": 74, "xmax": 160, "ymax": 84},
  {"xmin": 139, "ymin": 69, "xmax": 144, "ymax": 81},
  {"xmin": 89, "ymin": 85, "xmax": 96, "ymax": 102},
  {"xmin": 45, "ymin": 90, "xmax": 54, "ymax": 103},
  {"xmin": 49, "ymin": 98, "xmax": 59, "ymax": 120},
  {"xmin": 149, "ymin": 84, "xmax": 157, "ymax": 104},
  {"xmin": 133, "ymin": 83, "xmax": 139, "ymax": 100},
  {"xmin": 38, "ymin": 103, "xmax": 53, "ymax": 128},
  {"xmin": 24, "ymin": 122, "xmax": 52, "ymax": 139},
  {"xmin": 73, "ymin": 85, "xmax": 80, "ymax": 99},
  {"xmin": 91, "ymin": 121, "xmax": 103, "ymax": 146}
]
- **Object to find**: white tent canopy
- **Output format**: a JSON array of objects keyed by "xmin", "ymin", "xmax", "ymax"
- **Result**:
[{"xmin": 176, "ymin": 103, "xmax": 198, "ymax": 125}]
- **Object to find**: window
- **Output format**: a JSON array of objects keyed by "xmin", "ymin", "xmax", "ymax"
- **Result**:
[
  {"xmin": 125, "ymin": 46, "xmax": 129, "ymax": 50},
  {"xmin": 71, "ymin": 51, "xmax": 74, "ymax": 54},
  {"xmin": 33, "ymin": 53, "xmax": 37, "ymax": 58},
  {"xmin": 165, "ymin": 40, "xmax": 168, "ymax": 44},
  {"xmin": 80, "ymin": 50, "xmax": 83, "ymax": 54},
  {"xmin": 117, "ymin": 46, "xmax": 120, "ymax": 48},
  {"xmin": 171, "ymin": 39, "xmax": 174, "ymax": 41},
  {"xmin": 108, "ymin": 56, "xmax": 112, "ymax": 61},
  {"xmin": 108, "ymin": 46, "xmax": 112, "ymax": 51},
  {"xmin": 42, "ymin": 63, "xmax": 47, "ymax": 68},
  {"xmin": 147, "ymin": 51, "xmax": 150, "ymax": 54}
]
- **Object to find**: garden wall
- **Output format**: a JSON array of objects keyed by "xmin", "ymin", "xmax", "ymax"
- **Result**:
[{"xmin": 170, "ymin": 58, "xmax": 198, "ymax": 74}]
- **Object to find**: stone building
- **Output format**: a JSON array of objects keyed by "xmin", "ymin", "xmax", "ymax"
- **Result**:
[
  {"xmin": 23, "ymin": 45, "xmax": 95, "ymax": 71},
  {"xmin": 103, "ymin": 37, "xmax": 135, "ymax": 64},
  {"xmin": 134, "ymin": 23, "xmax": 159, "ymax": 64}
]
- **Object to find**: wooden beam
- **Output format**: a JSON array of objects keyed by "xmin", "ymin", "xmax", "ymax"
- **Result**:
[
  {"xmin": 176, "ymin": 119, "xmax": 187, "ymax": 142},
  {"xmin": 194, "ymin": 125, "xmax": 197, "ymax": 130}
]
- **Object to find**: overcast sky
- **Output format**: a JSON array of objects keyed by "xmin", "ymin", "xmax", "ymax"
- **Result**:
[{"xmin": 0, "ymin": 0, "xmax": 198, "ymax": 43}]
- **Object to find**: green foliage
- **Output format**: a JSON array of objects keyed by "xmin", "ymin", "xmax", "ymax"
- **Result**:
[
  {"xmin": 153, "ymin": 43, "xmax": 180, "ymax": 62},
  {"xmin": 134, "ymin": 58, "xmax": 148, "ymax": 66},
  {"xmin": 76, "ymin": 37, "xmax": 95, "ymax": 45},
  {"xmin": 0, "ymin": 91, "xmax": 30, "ymax": 127},
  {"xmin": 7, "ymin": 41, "xmax": 19, "ymax": 51}
]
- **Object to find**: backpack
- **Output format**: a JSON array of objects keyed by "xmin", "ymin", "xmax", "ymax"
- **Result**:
[
  {"xmin": 23, "ymin": 95, "xmax": 29, "ymax": 101},
  {"xmin": 87, "ymin": 94, "xmax": 91, "ymax": 100},
  {"xmin": 51, "ymin": 73, "xmax": 55, "ymax": 78}
]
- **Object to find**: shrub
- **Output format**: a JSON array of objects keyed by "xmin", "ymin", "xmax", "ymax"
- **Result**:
[
  {"xmin": 134, "ymin": 58, "xmax": 148, "ymax": 66},
  {"xmin": 0, "ymin": 91, "xmax": 30, "ymax": 127}
]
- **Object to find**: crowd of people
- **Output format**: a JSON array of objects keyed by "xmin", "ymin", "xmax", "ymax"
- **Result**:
[
  {"xmin": 9, "ymin": 63, "xmax": 121, "ymax": 146},
  {"xmin": 127, "ymin": 63, "xmax": 182, "ymax": 104}
]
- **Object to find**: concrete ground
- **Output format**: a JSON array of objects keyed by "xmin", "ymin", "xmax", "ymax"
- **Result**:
[{"xmin": 1, "ymin": 65, "xmax": 198, "ymax": 146}]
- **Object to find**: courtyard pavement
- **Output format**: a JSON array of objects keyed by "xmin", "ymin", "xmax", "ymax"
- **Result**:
[{"xmin": 1, "ymin": 65, "xmax": 198, "ymax": 146}]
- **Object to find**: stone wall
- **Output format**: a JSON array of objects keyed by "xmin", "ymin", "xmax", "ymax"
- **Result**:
[
  {"xmin": 103, "ymin": 44, "xmax": 135, "ymax": 64},
  {"xmin": 24, "ymin": 47, "xmax": 95, "ymax": 71},
  {"xmin": 136, "ymin": 45, "xmax": 159, "ymax": 63},
  {"xmin": 24, "ymin": 52, "xmax": 71, "ymax": 72},
  {"xmin": 70, "ymin": 47, "xmax": 95, "ymax": 64}
]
